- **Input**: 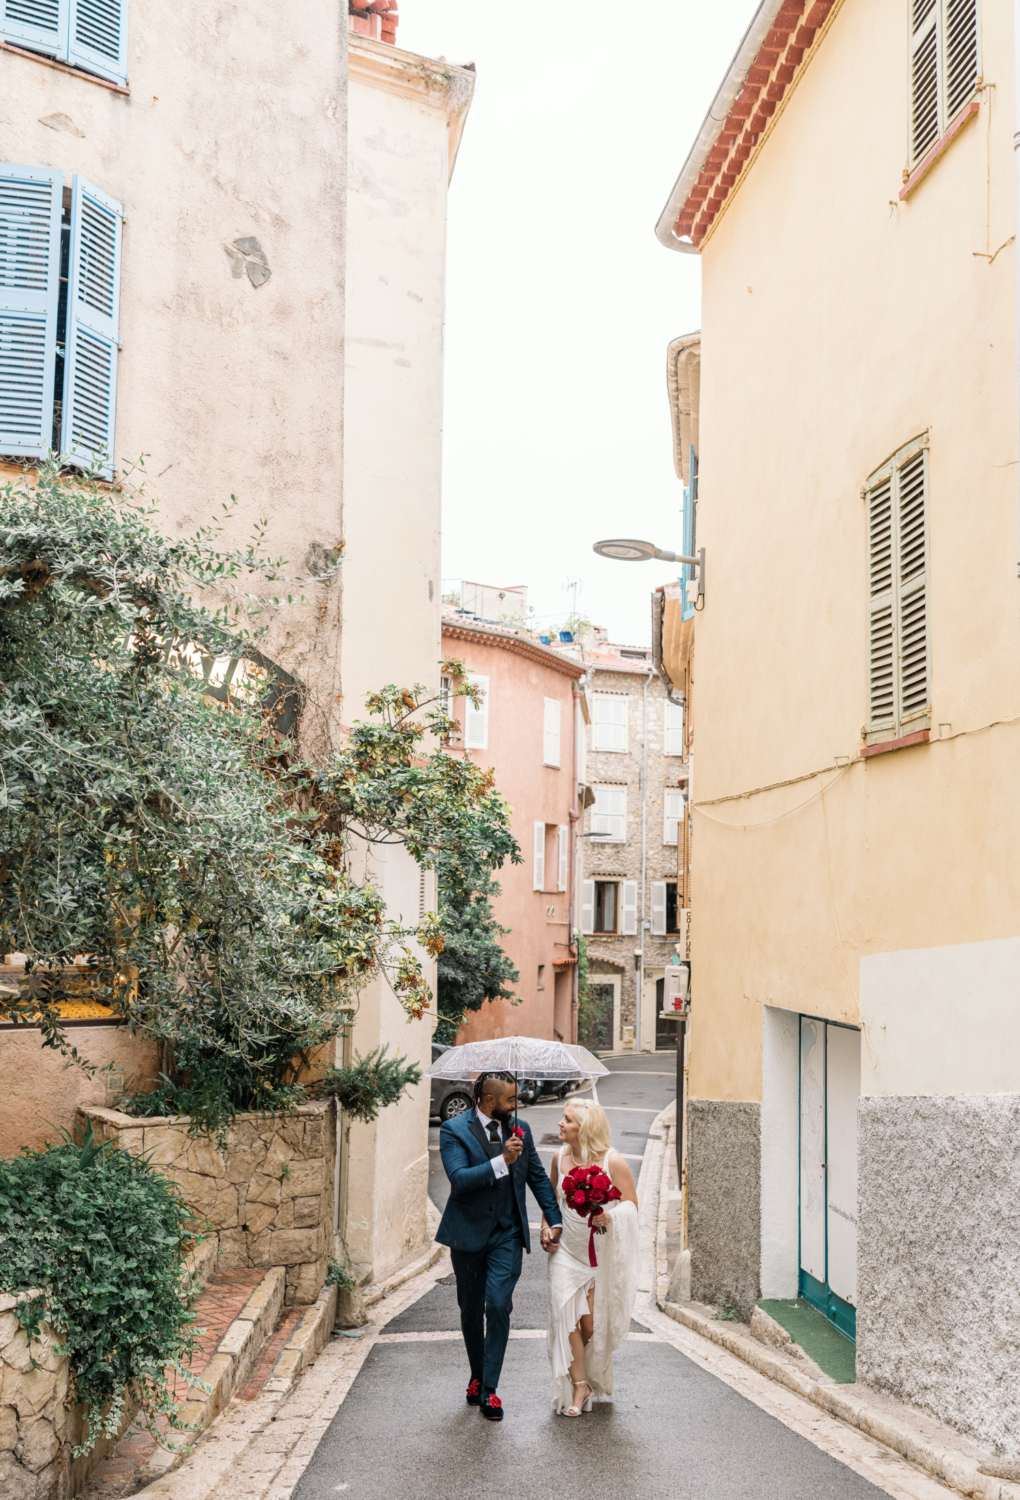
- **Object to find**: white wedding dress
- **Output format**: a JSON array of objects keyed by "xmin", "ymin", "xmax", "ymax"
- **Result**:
[{"xmin": 546, "ymin": 1148, "xmax": 640, "ymax": 1413}]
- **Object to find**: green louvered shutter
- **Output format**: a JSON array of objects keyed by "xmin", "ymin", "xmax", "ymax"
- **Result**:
[
  {"xmin": 865, "ymin": 440, "xmax": 930, "ymax": 744},
  {"xmin": 61, "ymin": 174, "xmax": 122, "ymax": 478},
  {"xmin": 0, "ymin": 163, "xmax": 61, "ymax": 459}
]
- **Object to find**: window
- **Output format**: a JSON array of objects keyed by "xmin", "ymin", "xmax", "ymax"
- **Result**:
[
  {"xmin": 0, "ymin": 166, "xmax": 123, "ymax": 477},
  {"xmin": 440, "ymin": 675, "xmax": 452, "ymax": 714},
  {"xmin": 557, "ymin": 824, "xmax": 569, "ymax": 892},
  {"xmin": 909, "ymin": 0, "xmax": 979, "ymax": 168},
  {"xmin": 532, "ymin": 821, "xmax": 545, "ymax": 891},
  {"xmin": 651, "ymin": 881, "xmax": 667, "ymax": 936},
  {"xmin": 592, "ymin": 694, "xmax": 627, "ymax": 752},
  {"xmin": 543, "ymin": 696, "xmax": 561, "ymax": 767},
  {"xmin": 665, "ymin": 880, "xmax": 679, "ymax": 934},
  {"xmin": 537, "ymin": 964, "xmax": 546, "ymax": 991},
  {"xmin": 591, "ymin": 784, "xmax": 626, "ymax": 842},
  {"xmin": 1, "ymin": 0, "xmax": 130, "ymax": 86},
  {"xmin": 463, "ymin": 673, "xmax": 488, "ymax": 749},
  {"xmin": 664, "ymin": 699, "xmax": 684, "ymax": 756},
  {"xmin": 663, "ymin": 790, "xmax": 685, "ymax": 846},
  {"xmin": 865, "ymin": 440, "xmax": 930, "ymax": 744},
  {"xmin": 594, "ymin": 881, "xmax": 617, "ymax": 934}
]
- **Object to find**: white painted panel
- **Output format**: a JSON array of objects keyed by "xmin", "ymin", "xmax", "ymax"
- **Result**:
[
  {"xmin": 760, "ymin": 1006, "xmax": 800, "ymax": 1299},
  {"xmin": 860, "ymin": 936, "xmax": 1020, "ymax": 1097},
  {"xmin": 825, "ymin": 1024, "xmax": 860, "ymax": 1307},
  {"xmin": 799, "ymin": 1017, "xmax": 826, "ymax": 1284}
]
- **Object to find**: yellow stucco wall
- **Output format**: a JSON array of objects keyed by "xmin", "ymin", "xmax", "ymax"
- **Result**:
[{"xmin": 689, "ymin": 0, "xmax": 1019, "ymax": 1103}]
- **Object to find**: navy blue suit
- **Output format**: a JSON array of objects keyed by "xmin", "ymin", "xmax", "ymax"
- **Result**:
[{"xmin": 436, "ymin": 1111, "xmax": 562, "ymax": 1393}]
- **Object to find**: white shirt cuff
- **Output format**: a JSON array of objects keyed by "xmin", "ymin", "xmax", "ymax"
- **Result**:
[{"xmin": 490, "ymin": 1154, "xmax": 509, "ymax": 1180}]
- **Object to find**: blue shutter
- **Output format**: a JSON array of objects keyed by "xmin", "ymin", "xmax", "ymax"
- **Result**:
[
  {"xmin": 2, "ymin": 0, "xmax": 66, "ymax": 59},
  {"xmin": 61, "ymin": 174, "xmax": 122, "ymax": 478},
  {"xmin": 680, "ymin": 443, "xmax": 697, "ymax": 621},
  {"xmin": 0, "ymin": 163, "xmax": 61, "ymax": 459},
  {"xmin": 66, "ymin": 0, "xmax": 128, "ymax": 84}
]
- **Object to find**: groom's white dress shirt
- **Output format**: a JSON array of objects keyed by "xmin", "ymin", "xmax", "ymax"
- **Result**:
[{"xmin": 475, "ymin": 1106, "xmax": 510, "ymax": 1180}]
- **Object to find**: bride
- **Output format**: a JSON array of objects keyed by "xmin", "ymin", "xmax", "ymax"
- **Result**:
[{"xmin": 542, "ymin": 1098, "xmax": 640, "ymax": 1416}]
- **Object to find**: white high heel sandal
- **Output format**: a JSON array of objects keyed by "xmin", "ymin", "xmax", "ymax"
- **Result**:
[{"xmin": 561, "ymin": 1380, "xmax": 593, "ymax": 1417}]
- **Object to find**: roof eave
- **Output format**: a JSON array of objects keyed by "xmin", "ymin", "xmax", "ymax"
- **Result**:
[{"xmin": 654, "ymin": 0, "xmax": 788, "ymax": 254}]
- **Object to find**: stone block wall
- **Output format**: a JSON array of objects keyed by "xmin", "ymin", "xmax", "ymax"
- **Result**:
[
  {"xmin": 858, "ymin": 1092, "xmax": 1020, "ymax": 1453},
  {"xmin": 81, "ymin": 1101, "xmax": 335, "ymax": 1307},
  {"xmin": 687, "ymin": 1099, "xmax": 761, "ymax": 1320}
]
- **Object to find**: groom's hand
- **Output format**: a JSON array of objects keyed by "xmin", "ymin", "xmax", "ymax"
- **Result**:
[
  {"xmin": 541, "ymin": 1226, "xmax": 561, "ymax": 1254},
  {"xmin": 502, "ymin": 1137, "xmax": 523, "ymax": 1166}
]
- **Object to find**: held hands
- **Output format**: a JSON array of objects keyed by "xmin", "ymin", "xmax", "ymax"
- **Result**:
[
  {"xmin": 502, "ymin": 1136, "xmax": 523, "ymax": 1167},
  {"xmin": 540, "ymin": 1225, "xmax": 562, "ymax": 1254}
]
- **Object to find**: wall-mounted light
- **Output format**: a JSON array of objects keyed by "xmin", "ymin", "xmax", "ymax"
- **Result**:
[{"xmin": 592, "ymin": 539, "xmax": 705, "ymax": 608}]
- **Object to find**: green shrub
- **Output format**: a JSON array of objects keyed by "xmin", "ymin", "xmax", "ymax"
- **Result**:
[
  {"xmin": 0, "ymin": 1123, "xmax": 203, "ymax": 1455},
  {"xmin": 325, "ymin": 1258, "xmax": 358, "ymax": 1294},
  {"xmin": 313, "ymin": 1047, "xmax": 422, "ymax": 1124}
]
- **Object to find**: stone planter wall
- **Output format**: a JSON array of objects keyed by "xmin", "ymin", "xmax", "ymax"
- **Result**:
[{"xmin": 81, "ymin": 1101, "xmax": 335, "ymax": 1307}]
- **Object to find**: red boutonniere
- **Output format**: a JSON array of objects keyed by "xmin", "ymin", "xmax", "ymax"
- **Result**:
[{"xmin": 511, "ymin": 1126, "xmax": 523, "ymax": 1138}]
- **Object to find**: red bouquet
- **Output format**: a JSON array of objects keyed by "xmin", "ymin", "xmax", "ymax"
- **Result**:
[{"xmin": 561, "ymin": 1163, "xmax": 623, "ymax": 1267}]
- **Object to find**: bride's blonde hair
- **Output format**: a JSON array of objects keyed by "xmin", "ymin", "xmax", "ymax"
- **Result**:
[{"xmin": 566, "ymin": 1099, "xmax": 612, "ymax": 1164}]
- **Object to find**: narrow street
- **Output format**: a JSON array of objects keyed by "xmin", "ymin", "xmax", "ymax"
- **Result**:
[{"xmin": 288, "ymin": 1058, "xmax": 935, "ymax": 1500}]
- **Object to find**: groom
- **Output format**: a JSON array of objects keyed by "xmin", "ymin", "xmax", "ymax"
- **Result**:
[{"xmin": 436, "ymin": 1072, "xmax": 562, "ymax": 1422}]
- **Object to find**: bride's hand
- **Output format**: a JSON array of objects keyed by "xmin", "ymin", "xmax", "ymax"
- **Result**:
[{"xmin": 592, "ymin": 1211, "xmax": 612, "ymax": 1228}]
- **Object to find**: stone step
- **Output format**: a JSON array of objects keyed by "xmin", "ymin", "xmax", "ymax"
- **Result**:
[{"xmin": 82, "ymin": 1264, "xmax": 287, "ymax": 1498}]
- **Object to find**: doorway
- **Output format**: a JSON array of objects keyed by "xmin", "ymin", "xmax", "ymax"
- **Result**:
[
  {"xmin": 580, "ymin": 982, "xmax": 616, "ymax": 1053},
  {"xmin": 799, "ymin": 1016, "xmax": 860, "ymax": 1339}
]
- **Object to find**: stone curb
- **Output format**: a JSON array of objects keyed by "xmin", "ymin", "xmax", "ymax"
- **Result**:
[
  {"xmin": 655, "ymin": 1244, "xmax": 1020, "ymax": 1497},
  {"xmin": 261, "ymin": 1282, "xmax": 339, "ymax": 1394}
]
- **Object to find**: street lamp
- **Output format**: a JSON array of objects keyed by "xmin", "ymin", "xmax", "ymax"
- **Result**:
[{"xmin": 592, "ymin": 538, "xmax": 705, "ymax": 608}]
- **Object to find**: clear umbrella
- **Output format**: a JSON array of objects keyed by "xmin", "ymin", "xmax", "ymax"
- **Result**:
[{"xmin": 425, "ymin": 1036, "xmax": 610, "ymax": 1122}]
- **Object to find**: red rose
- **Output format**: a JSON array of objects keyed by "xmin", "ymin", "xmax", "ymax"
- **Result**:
[
  {"xmin": 608, "ymin": 1186, "xmax": 622, "ymax": 1201},
  {"xmin": 572, "ymin": 1190, "xmax": 586, "ymax": 1206},
  {"xmin": 593, "ymin": 1174, "xmax": 610, "ymax": 1191},
  {"xmin": 512, "ymin": 1126, "xmax": 523, "ymax": 1138},
  {"xmin": 589, "ymin": 1187, "xmax": 606, "ymax": 1203}
]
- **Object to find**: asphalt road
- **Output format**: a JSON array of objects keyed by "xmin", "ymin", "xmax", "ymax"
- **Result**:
[{"xmin": 293, "ymin": 1053, "xmax": 890, "ymax": 1500}]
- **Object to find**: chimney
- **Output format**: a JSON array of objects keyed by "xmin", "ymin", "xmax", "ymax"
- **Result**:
[{"xmin": 349, "ymin": 0, "xmax": 398, "ymax": 45}]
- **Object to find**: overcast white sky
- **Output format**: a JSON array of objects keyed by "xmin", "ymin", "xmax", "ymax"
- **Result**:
[{"xmin": 397, "ymin": 0, "xmax": 759, "ymax": 645}]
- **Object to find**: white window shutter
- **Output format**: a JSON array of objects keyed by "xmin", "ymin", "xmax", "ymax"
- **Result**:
[
  {"xmin": 621, "ymin": 880, "xmax": 638, "ymax": 936},
  {"xmin": 866, "ymin": 475, "xmax": 896, "ymax": 738},
  {"xmin": 463, "ymin": 673, "xmax": 489, "ymax": 749},
  {"xmin": 2, "ymin": 0, "xmax": 67, "ymax": 59},
  {"xmin": 592, "ymin": 784, "xmax": 626, "ymax": 842},
  {"xmin": 61, "ymin": 175, "xmax": 123, "ymax": 479},
  {"xmin": 67, "ymin": 0, "xmax": 129, "ymax": 84},
  {"xmin": 909, "ymin": 0, "xmax": 939, "ymax": 166},
  {"xmin": 533, "ymin": 821, "xmax": 545, "ymax": 892},
  {"xmin": 557, "ymin": 824, "xmax": 569, "ymax": 891},
  {"xmin": 663, "ymin": 790, "xmax": 684, "ymax": 846},
  {"xmin": 580, "ymin": 879, "xmax": 595, "ymax": 935},
  {"xmin": 650, "ymin": 881, "xmax": 667, "ymax": 936},
  {"xmin": 664, "ymin": 699, "xmax": 684, "ymax": 756},
  {"xmin": 0, "ymin": 163, "xmax": 62, "ymax": 459},
  {"xmin": 543, "ymin": 696, "xmax": 561, "ymax": 767},
  {"xmin": 593, "ymin": 695, "xmax": 627, "ymax": 752}
]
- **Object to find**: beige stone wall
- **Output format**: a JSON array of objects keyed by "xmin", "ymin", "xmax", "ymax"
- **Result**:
[{"xmin": 82, "ymin": 1103, "xmax": 335, "ymax": 1306}]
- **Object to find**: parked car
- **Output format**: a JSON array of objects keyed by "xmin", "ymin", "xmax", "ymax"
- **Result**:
[{"xmin": 430, "ymin": 1043, "xmax": 473, "ymax": 1122}]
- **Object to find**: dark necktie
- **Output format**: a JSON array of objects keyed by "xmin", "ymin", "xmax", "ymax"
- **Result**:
[{"xmin": 487, "ymin": 1120, "xmax": 501, "ymax": 1156}]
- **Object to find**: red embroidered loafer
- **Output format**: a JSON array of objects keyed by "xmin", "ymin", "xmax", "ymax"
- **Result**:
[
  {"xmin": 480, "ymin": 1393, "xmax": 504, "ymax": 1421},
  {"xmin": 466, "ymin": 1377, "xmax": 481, "ymax": 1406}
]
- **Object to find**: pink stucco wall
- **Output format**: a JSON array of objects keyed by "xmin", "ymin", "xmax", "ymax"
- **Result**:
[{"xmin": 442, "ymin": 621, "xmax": 582, "ymax": 1044}]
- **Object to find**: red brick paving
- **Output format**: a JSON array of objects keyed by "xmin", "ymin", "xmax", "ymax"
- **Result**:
[
  {"xmin": 237, "ymin": 1305, "xmax": 304, "ymax": 1399},
  {"xmin": 82, "ymin": 1267, "xmax": 266, "ymax": 1498}
]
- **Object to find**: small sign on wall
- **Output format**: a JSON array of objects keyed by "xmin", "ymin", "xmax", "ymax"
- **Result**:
[{"xmin": 675, "ymin": 907, "xmax": 692, "ymax": 964}]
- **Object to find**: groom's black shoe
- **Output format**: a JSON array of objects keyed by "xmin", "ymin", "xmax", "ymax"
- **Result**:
[
  {"xmin": 480, "ymin": 1393, "xmax": 504, "ymax": 1422},
  {"xmin": 466, "ymin": 1378, "xmax": 482, "ymax": 1406}
]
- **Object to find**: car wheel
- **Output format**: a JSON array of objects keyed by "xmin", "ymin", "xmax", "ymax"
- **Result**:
[{"xmin": 441, "ymin": 1092, "xmax": 473, "ymax": 1121}]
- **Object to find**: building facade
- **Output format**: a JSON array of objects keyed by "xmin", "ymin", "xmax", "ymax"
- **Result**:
[
  {"xmin": 440, "ymin": 612, "xmax": 585, "ymax": 1045},
  {"xmin": 579, "ymin": 642, "xmax": 688, "ymax": 1054},
  {"xmin": 656, "ymin": 0, "xmax": 1020, "ymax": 1450},
  {"xmin": 338, "ymin": 26, "xmax": 474, "ymax": 1285}
]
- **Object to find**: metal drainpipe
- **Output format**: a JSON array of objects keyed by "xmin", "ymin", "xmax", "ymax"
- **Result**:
[
  {"xmin": 637, "ymin": 668, "xmax": 654, "ymax": 1052},
  {"xmin": 570, "ymin": 683, "xmax": 582, "ymax": 1043}
]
